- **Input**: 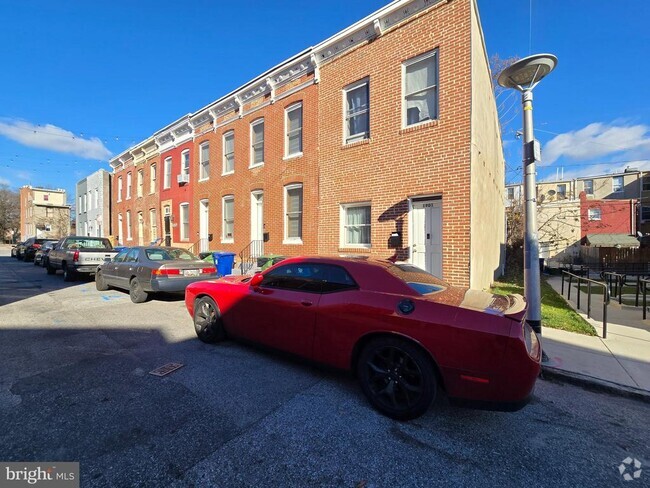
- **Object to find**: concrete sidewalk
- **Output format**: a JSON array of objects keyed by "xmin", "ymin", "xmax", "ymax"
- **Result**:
[{"xmin": 542, "ymin": 275, "xmax": 650, "ymax": 398}]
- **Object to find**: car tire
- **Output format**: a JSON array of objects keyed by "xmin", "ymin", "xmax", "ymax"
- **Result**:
[
  {"xmin": 23, "ymin": 254, "xmax": 30, "ymax": 262},
  {"xmin": 95, "ymin": 271, "xmax": 109, "ymax": 291},
  {"xmin": 33, "ymin": 258, "xmax": 39, "ymax": 266},
  {"xmin": 46, "ymin": 263, "xmax": 56, "ymax": 275},
  {"xmin": 62, "ymin": 264, "xmax": 76, "ymax": 282},
  {"xmin": 357, "ymin": 337, "xmax": 436, "ymax": 421},
  {"xmin": 193, "ymin": 296, "xmax": 226, "ymax": 343},
  {"xmin": 129, "ymin": 278, "xmax": 148, "ymax": 303}
]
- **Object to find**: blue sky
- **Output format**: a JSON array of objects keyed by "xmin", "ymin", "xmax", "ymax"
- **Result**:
[{"xmin": 0, "ymin": 0, "xmax": 648, "ymax": 200}]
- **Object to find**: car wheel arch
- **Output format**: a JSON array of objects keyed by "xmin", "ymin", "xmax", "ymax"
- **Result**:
[{"xmin": 350, "ymin": 331, "xmax": 446, "ymax": 392}]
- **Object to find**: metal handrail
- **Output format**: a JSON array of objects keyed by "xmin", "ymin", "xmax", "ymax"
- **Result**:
[
  {"xmin": 561, "ymin": 270, "xmax": 610, "ymax": 338},
  {"xmin": 640, "ymin": 278, "xmax": 650, "ymax": 320},
  {"xmin": 602, "ymin": 271, "xmax": 626, "ymax": 305},
  {"xmin": 239, "ymin": 239, "xmax": 264, "ymax": 275}
]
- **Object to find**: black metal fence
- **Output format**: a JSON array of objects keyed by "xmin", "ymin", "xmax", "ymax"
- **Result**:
[{"xmin": 561, "ymin": 271, "xmax": 610, "ymax": 338}]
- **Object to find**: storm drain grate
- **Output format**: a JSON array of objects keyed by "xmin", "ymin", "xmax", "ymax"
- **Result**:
[{"xmin": 149, "ymin": 362, "xmax": 184, "ymax": 377}]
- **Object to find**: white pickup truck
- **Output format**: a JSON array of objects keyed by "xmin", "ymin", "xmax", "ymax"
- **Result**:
[{"xmin": 47, "ymin": 236, "xmax": 118, "ymax": 281}]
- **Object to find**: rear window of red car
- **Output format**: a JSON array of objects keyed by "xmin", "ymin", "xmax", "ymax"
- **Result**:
[{"xmin": 386, "ymin": 264, "xmax": 448, "ymax": 295}]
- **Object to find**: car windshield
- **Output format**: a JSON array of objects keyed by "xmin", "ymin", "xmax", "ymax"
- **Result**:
[
  {"xmin": 386, "ymin": 263, "xmax": 448, "ymax": 295},
  {"xmin": 65, "ymin": 238, "xmax": 112, "ymax": 249},
  {"xmin": 146, "ymin": 248, "xmax": 197, "ymax": 261}
]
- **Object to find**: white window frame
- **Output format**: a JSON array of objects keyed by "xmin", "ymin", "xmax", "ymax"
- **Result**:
[
  {"xmin": 340, "ymin": 203, "xmax": 371, "ymax": 248},
  {"xmin": 94, "ymin": 189, "xmax": 99, "ymax": 209},
  {"xmin": 284, "ymin": 102, "xmax": 303, "ymax": 159},
  {"xmin": 223, "ymin": 131, "xmax": 235, "ymax": 175},
  {"xmin": 117, "ymin": 177, "xmax": 123, "ymax": 202},
  {"xmin": 250, "ymin": 118, "xmax": 265, "ymax": 168},
  {"xmin": 78, "ymin": 195, "xmax": 83, "ymax": 212},
  {"xmin": 402, "ymin": 49, "xmax": 439, "ymax": 128},
  {"xmin": 117, "ymin": 214, "xmax": 123, "ymax": 244},
  {"xmin": 222, "ymin": 195, "xmax": 234, "ymax": 243},
  {"xmin": 181, "ymin": 150, "xmax": 190, "ymax": 178},
  {"xmin": 556, "ymin": 183, "xmax": 567, "ymax": 198},
  {"xmin": 612, "ymin": 176, "xmax": 623, "ymax": 193},
  {"xmin": 588, "ymin": 208, "xmax": 602, "ymax": 221},
  {"xmin": 583, "ymin": 179, "xmax": 593, "ymax": 195},
  {"xmin": 150, "ymin": 163, "xmax": 157, "ymax": 194},
  {"xmin": 343, "ymin": 78, "xmax": 370, "ymax": 144},
  {"xmin": 179, "ymin": 202, "xmax": 190, "ymax": 241},
  {"xmin": 163, "ymin": 157, "xmax": 172, "ymax": 189},
  {"xmin": 137, "ymin": 169, "xmax": 143, "ymax": 198},
  {"xmin": 643, "ymin": 177, "xmax": 650, "ymax": 192},
  {"xmin": 149, "ymin": 208, "xmax": 158, "ymax": 241},
  {"xmin": 126, "ymin": 172, "xmax": 132, "ymax": 200},
  {"xmin": 126, "ymin": 210, "xmax": 132, "ymax": 240},
  {"xmin": 199, "ymin": 142, "xmax": 210, "ymax": 181},
  {"xmin": 283, "ymin": 184, "xmax": 303, "ymax": 244}
]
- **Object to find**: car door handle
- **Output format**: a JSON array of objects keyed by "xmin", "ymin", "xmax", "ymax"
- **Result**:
[{"xmin": 301, "ymin": 300, "xmax": 313, "ymax": 307}]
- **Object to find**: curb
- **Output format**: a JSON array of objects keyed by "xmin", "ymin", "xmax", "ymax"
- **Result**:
[{"xmin": 541, "ymin": 365, "xmax": 650, "ymax": 404}]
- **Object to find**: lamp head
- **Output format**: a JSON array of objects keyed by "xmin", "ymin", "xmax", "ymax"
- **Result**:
[{"xmin": 498, "ymin": 53, "xmax": 558, "ymax": 91}]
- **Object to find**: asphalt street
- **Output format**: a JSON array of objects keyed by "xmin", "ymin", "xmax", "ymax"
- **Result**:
[{"xmin": 0, "ymin": 248, "xmax": 648, "ymax": 487}]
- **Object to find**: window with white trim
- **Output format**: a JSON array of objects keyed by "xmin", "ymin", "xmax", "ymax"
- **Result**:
[
  {"xmin": 222, "ymin": 196, "xmax": 234, "ymax": 242},
  {"xmin": 583, "ymin": 179, "xmax": 593, "ymax": 195},
  {"xmin": 507, "ymin": 187, "xmax": 515, "ymax": 200},
  {"xmin": 126, "ymin": 210, "xmax": 132, "ymax": 240},
  {"xmin": 612, "ymin": 176, "xmax": 623, "ymax": 193},
  {"xmin": 199, "ymin": 142, "xmax": 210, "ymax": 180},
  {"xmin": 137, "ymin": 170, "xmax": 143, "ymax": 198},
  {"xmin": 403, "ymin": 49, "xmax": 439, "ymax": 127},
  {"xmin": 179, "ymin": 203, "xmax": 189, "ymax": 241},
  {"xmin": 117, "ymin": 177, "xmax": 123, "ymax": 201},
  {"xmin": 78, "ymin": 195, "xmax": 83, "ymax": 212},
  {"xmin": 150, "ymin": 163, "xmax": 157, "ymax": 193},
  {"xmin": 126, "ymin": 172, "xmax": 132, "ymax": 199},
  {"xmin": 181, "ymin": 150, "xmax": 190, "ymax": 178},
  {"xmin": 118, "ymin": 214, "xmax": 123, "ymax": 244},
  {"xmin": 344, "ymin": 78, "xmax": 369, "ymax": 143},
  {"xmin": 250, "ymin": 119, "xmax": 264, "ymax": 166},
  {"xmin": 643, "ymin": 177, "xmax": 650, "ymax": 192},
  {"xmin": 556, "ymin": 183, "xmax": 567, "ymax": 199},
  {"xmin": 284, "ymin": 184, "xmax": 303, "ymax": 243},
  {"xmin": 150, "ymin": 208, "xmax": 158, "ymax": 241},
  {"xmin": 285, "ymin": 103, "xmax": 303, "ymax": 157},
  {"xmin": 94, "ymin": 189, "xmax": 98, "ymax": 209},
  {"xmin": 341, "ymin": 203, "xmax": 371, "ymax": 248},
  {"xmin": 163, "ymin": 157, "xmax": 172, "ymax": 189},
  {"xmin": 223, "ymin": 131, "xmax": 235, "ymax": 174},
  {"xmin": 588, "ymin": 208, "xmax": 601, "ymax": 221}
]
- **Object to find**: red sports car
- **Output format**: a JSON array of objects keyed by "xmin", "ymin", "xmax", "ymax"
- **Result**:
[{"xmin": 185, "ymin": 257, "xmax": 541, "ymax": 420}]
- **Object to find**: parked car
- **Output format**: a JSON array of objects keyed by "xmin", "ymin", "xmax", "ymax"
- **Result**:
[
  {"xmin": 185, "ymin": 257, "xmax": 540, "ymax": 420},
  {"xmin": 22, "ymin": 237, "xmax": 55, "ymax": 262},
  {"xmin": 47, "ymin": 236, "xmax": 117, "ymax": 281},
  {"xmin": 11, "ymin": 242, "xmax": 25, "ymax": 258},
  {"xmin": 13, "ymin": 241, "xmax": 27, "ymax": 259},
  {"xmin": 34, "ymin": 240, "xmax": 59, "ymax": 267},
  {"xmin": 95, "ymin": 246, "xmax": 218, "ymax": 303}
]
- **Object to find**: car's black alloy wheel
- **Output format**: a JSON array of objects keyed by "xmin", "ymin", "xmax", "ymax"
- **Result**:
[
  {"xmin": 62, "ymin": 264, "xmax": 75, "ymax": 282},
  {"xmin": 193, "ymin": 296, "xmax": 226, "ymax": 343},
  {"xmin": 358, "ymin": 337, "xmax": 436, "ymax": 420},
  {"xmin": 129, "ymin": 278, "xmax": 148, "ymax": 303},
  {"xmin": 95, "ymin": 271, "xmax": 109, "ymax": 291}
]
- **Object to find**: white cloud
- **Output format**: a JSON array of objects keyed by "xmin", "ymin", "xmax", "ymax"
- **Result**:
[
  {"xmin": 542, "ymin": 122, "xmax": 650, "ymax": 165},
  {"xmin": 0, "ymin": 120, "xmax": 112, "ymax": 160},
  {"xmin": 0, "ymin": 176, "xmax": 10, "ymax": 186}
]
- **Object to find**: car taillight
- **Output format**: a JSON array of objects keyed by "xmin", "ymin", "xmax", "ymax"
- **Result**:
[
  {"xmin": 152, "ymin": 268, "xmax": 180, "ymax": 276},
  {"xmin": 33, "ymin": 244, "xmax": 41, "ymax": 249},
  {"xmin": 201, "ymin": 267, "xmax": 216, "ymax": 274},
  {"xmin": 73, "ymin": 250, "xmax": 80, "ymax": 262},
  {"xmin": 523, "ymin": 322, "xmax": 541, "ymax": 359}
]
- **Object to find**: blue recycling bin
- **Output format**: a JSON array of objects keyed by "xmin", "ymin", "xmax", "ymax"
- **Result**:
[{"xmin": 213, "ymin": 252, "xmax": 236, "ymax": 277}]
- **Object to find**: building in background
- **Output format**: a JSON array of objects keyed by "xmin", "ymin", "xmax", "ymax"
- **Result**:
[
  {"xmin": 76, "ymin": 169, "xmax": 112, "ymax": 237},
  {"xmin": 108, "ymin": 0, "xmax": 505, "ymax": 289},
  {"xmin": 19, "ymin": 186, "xmax": 71, "ymax": 239}
]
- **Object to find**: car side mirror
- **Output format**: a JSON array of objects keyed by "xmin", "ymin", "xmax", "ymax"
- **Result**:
[{"xmin": 250, "ymin": 273, "xmax": 264, "ymax": 287}]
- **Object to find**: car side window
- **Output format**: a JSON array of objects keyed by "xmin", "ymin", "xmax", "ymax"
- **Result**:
[
  {"xmin": 125, "ymin": 249, "xmax": 139, "ymax": 263},
  {"xmin": 113, "ymin": 250, "xmax": 129, "ymax": 263},
  {"xmin": 320, "ymin": 265, "xmax": 358, "ymax": 293},
  {"xmin": 261, "ymin": 264, "xmax": 323, "ymax": 293}
]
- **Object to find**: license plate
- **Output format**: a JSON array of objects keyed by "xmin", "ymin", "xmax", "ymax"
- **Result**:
[{"xmin": 183, "ymin": 269, "xmax": 199, "ymax": 277}]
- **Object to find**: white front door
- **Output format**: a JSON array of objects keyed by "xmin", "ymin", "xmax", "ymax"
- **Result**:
[
  {"xmin": 199, "ymin": 200, "xmax": 209, "ymax": 252},
  {"xmin": 410, "ymin": 199, "xmax": 443, "ymax": 278},
  {"xmin": 250, "ymin": 191, "xmax": 264, "ymax": 256}
]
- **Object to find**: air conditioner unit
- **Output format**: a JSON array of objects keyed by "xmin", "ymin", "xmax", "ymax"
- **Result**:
[
  {"xmin": 586, "ymin": 194, "xmax": 595, "ymax": 199},
  {"xmin": 177, "ymin": 174, "xmax": 189, "ymax": 185}
]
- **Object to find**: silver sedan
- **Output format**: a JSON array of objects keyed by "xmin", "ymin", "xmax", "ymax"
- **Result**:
[{"xmin": 95, "ymin": 246, "xmax": 218, "ymax": 303}]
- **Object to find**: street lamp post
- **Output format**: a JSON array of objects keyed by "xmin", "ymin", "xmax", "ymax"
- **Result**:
[{"xmin": 498, "ymin": 54, "xmax": 558, "ymax": 336}]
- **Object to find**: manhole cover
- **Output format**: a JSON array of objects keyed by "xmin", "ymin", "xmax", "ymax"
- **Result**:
[{"xmin": 149, "ymin": 362, "xmax": 184, "ymax": 377}]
